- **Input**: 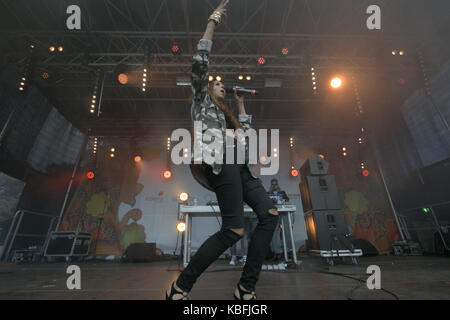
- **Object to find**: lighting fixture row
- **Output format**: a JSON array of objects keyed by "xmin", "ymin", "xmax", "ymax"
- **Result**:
[
  {"xmin": 18, "ymin": 44, "xmax": 35, "ymax": 92},
  {"xmin": 352, "ymin": 75, "xmax": 363, "ymax": 115},
  {"xmin": 92, "ymin": 137, "xmax": 98, "ymax": 155},
  {"xmin": 208, "ymin": 75, "xmax": 253, "ymax": 82},
  {"xmin": 311, "ymin": 67, "xmax": 318, "ymax": 95},
  {"xmin": 142, "ymin": 68, "xmax": 148, "ymax": 92},
  {"xmin": 417, "ymin": 51, "xmax": 431, "ymax": 96},
  {"xmin": 90, "ymin": 71, "xmax": 102, "ymax": 114}
]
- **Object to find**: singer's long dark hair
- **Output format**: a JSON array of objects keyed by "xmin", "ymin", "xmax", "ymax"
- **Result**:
[{"xmin": 208, "ymin": 80, "xmax": 243, "ymax": 130}]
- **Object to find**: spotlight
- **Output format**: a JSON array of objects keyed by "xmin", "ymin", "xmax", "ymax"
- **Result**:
[
  {"xmin": 246, "ymin": 75, "xmax": 252, "ymax": 81},
  {"xmin": 134, "ymin": 156, "xmax": 142, "ymax": 163},
  {"xmin": 163, "ymin": 170, "xmax": 172, "ymax": 179},
  {"xmin": 86, "ymin": 171, "xmax": 95, "ymax": 179},
  {"xmin": 342, "ymin": 147, "xmax": 347, "ymax": 151},
  {"xmin": 216, "ymin": 75, "xmax": 222, "ymax": 82},
  {"xmin": 290, "ymin": 169, "xmax": 299, "ymax": 177},
  {"xmin": 257, "ymin": 57, "xmax": 266, "ymax": 65},
  {"xmin": 179, "ymin": 192, "xmax": 189, "ymax": 202},
  {"xmin": 208, "ymin": 75, "xmax": 214, "ymax": 82},
  {"xmin": 49, "ymin": 46, "xmax": 56, "ymax": 52},
  {"xmin": 318, "ymin": 154, "xmax": 325, "ymax": 159},
  {"xmin": 399, "ymin": 50, "xmax": 404, "ymax": 56},
  {"xmin": 392, "ymin": 50, "xmax": 397, "ymax": 55},
  {"xmin": 114, "ymin": 64, "xmax": 130, "ymax": 85},
  {"xmin": 330, "ymin": 77, "xmax": 342, "ymax": 89},
  {"xmin": 281, "ymin": 48, "xmax": 289, "ymax": 56},
  {"xmin": 171, "ymin": 44, "xmax": 180, "ymax": 55},
  {"xmin": 118, "ymin": 73, "xmax": 129, "ymax": 85},
  {"xmin": 177, "ymin": 221, "xmax": 186, "ymax": 233},
  {"xmin": 57, "ymin": 46, "xmax": 63, "ymax": 52},
  {"xmin": 362, "ymin": 169, "xmax": 370, "ymax": 177},
  {"xmin": 238, "ymin": 75, "xmax": 244, "ymax": 80},
  {"xmin": 110, "ymin": 153, "xmax": 115, "ymax": 158}
]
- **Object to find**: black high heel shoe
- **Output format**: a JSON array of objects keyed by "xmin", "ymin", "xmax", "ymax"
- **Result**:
[
  {"xmin": 234, "ymin": 283, "xmax": 257, "ymax": 300},
  {"xmin": 166, "ymin": 281, "xmax": 189, "ymax": 300}
]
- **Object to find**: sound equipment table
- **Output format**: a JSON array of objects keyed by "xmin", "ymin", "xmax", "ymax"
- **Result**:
[{"xmin": 178, "ymin": 204, "xmax": 298, "ymax": 267}]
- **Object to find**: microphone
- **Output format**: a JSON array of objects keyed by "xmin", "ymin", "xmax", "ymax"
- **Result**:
[{"xmin": 225, "ymin": 87, "xmax": 259, "ymax": 96}]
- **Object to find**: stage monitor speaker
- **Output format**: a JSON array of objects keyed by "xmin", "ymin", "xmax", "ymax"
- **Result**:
[
  {"xmin": 45, "ymin": 231, "xmax": 91, "ymax": 257},
  {"xmin": 300, "ymin": 156, "xmax": 329, "ymax": 177},
  {"xmin": 300, "ymin": 176, "xmax": 342, "ymax": 211},
  {"xmin": 350, "ymin": 238, "xmax": 379, "ymax": 256},
  {"xmin": 304, "ymin": 210, "xmax": 349, "ymax": 251},
  {"xmin": 121, "ymin": 243, "xmax": 157, "ymax": 262}
]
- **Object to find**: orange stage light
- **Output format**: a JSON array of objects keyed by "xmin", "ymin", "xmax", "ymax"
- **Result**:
[
  {"xmin": 330, "ymin": 77, "xmax": 342, "ymax": 89},
  {"xmin": 118, "ymin": 73, "xmax": 129, "ymax": 85},
  {"xmin": 86, "ymin": 171, "xmax": 95, "ymax": 179},
  {"xmin": 163, "ymin": 170, "xmax": 172, "ymax": 179},
  {"xmin": 290, "ymin": 169, "xmax": 299, "ymax": 177}
]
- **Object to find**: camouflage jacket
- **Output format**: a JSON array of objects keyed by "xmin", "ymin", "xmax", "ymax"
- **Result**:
[{"xmin": 190, "ymin": 39, "xmax": 257, "ymax": 178}]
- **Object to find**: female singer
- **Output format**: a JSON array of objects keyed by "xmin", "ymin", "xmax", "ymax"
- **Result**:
[{"xmin": 166, "ymin": 0, "xmax": 279, "ymax": 300}]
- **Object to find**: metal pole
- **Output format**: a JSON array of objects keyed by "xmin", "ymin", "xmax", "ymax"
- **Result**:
[
  {"xmin": 97, "ymin": 70, "xmax": 105, "ymax": 118},
  {"xmin": 286, "ymin": 213, "xmax": 298, "ymax": 264},
  {"xmin": 4, "ymin": 211, "xmax": 24, "ymax": 262},
  {"xmin": 0, "ymin": 210, "xmax": 20, "ymax": 261},
  {"xmin": 55, "ymin": 133, "xmax": 89, "ymax": 231},
  {"xmin": 280, "ymin": 217, "xmax": 288, "ymax": 261},
  {"xmin": 183, "ymin": 213, "xmax": 189, "ymax": 267},
  {"xmin": 0, "ymin": 104, "xmax": 18, "ymax": 146},
  {"xmin": 371, "ymin": 143, "xmax": 406, "ymax": 241},
  {"xmin": 429, "ymin": 207, "xmax": 449, "ymax": 250}
]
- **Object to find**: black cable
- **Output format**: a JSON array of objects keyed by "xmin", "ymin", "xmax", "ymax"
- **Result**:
[
  {"xmin": 210, "ymin": 204, "xmax": 222, "ymax": 228},
  {"xmin": 321, "ymin": 270, "xmax": 400, "ymax": 300},
  {"xmin": 173, "ymin": 230, "xmax": 179, "ymax": 256}
]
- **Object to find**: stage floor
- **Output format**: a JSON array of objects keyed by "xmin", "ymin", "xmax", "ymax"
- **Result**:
[{"xmin": 0, "ymin": 255, "xmax": 449, "ymax": 300}]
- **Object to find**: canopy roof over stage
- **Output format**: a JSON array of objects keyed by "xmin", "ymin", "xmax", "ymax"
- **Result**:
[{"xmin": 0, "ymin": 0, "xmax": 449, "ymax": 138}]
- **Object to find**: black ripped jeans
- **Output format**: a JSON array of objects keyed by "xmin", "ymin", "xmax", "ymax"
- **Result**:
[{"xmin": 177, "ymin": 163, "xmax": 278, "ymax": 292}]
